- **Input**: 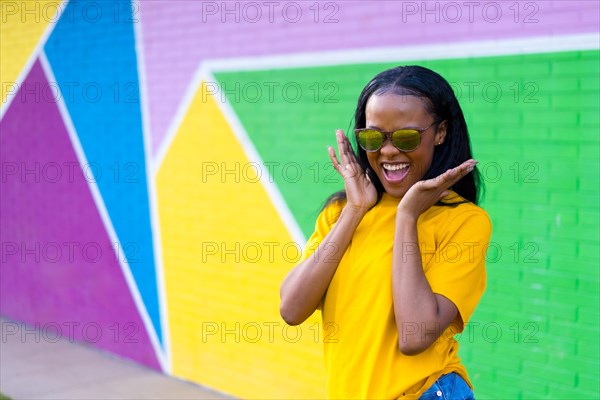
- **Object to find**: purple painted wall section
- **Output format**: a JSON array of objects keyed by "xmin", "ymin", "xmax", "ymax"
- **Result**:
[
  {"xmin": 140, "ymin": 0, "xmax": 599, "ymax": 156},
  {"xmin": 0, "ymin": 60, "xmax": 160, "ymax": 369}
]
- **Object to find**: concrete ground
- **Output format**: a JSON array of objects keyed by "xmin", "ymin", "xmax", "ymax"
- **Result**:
[{"xmin": 0, "ymin": 317, "xmax": 233, "ymax": 400}]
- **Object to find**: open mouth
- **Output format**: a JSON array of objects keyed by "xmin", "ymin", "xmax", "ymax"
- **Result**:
[{"xmin": 381, "ymin": 162, "xmax": 410, "ymax": 184}]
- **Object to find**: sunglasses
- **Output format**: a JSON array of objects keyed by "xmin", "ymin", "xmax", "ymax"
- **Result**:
[{"xmin": 354, "ymin": 121, "xmax": 440, "ymax": 152}]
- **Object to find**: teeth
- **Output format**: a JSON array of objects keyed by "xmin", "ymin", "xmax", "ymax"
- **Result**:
[{"xmin": 383, "ymin": 163, "xmax": 409, "ymax": 171}]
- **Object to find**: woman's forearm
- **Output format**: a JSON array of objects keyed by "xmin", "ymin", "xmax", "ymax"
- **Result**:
[
  {"xmin": 392, "ymin": 212, "xmax": 457, "ymax": 355},
  {"xmin": 280, "ymin": 206, "xmax": 365, "ymax": 325}
]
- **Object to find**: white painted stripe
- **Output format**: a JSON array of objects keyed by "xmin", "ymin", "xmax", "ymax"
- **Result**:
[
  {"xmin": 204, "ymin": 33, "xmax": 600, "ymax": 72},
  {"xmin": 154, "ymin": 62, "xmax": 307, "ymax": 245},
  {"xmin": 155, "ymin": 32, "xmax": 599, "ymax": 168},
  {"xmin": 133, "ymin": 0, "xmax": 170, "ymax": 373},
  {"xmin": 39, "ymin": 51, "xmax": 166, "ymax": 371},
  {"xmin": 0, "ymin": 0, "xmax": 69, "ymax": 121},
  {"xmin": 204, "ymin": 69, "xmax": 307, "ymax": 246}
]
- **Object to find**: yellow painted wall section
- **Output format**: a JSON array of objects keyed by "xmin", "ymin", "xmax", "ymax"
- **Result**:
[
  {"xmin": 0, "ymin": 0, "xmax": 60, "ymax": 106},
  {"xmin": 157, "ymin": 82, "xmax": 326, "ymax": 399}
]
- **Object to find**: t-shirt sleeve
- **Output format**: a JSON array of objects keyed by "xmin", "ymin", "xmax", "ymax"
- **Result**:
[
  {"xmin": 298, "ymin": 200, "xmax": 343, "ymax": 264},
  {"xmin": 424, "ymin": 207, "xmax": 492, "ymax": 329}
]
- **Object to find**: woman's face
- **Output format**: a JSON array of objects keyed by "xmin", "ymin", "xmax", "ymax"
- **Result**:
[{"xmin": 364, "ymin": 93, "xmax": 447, "ymax": 199}]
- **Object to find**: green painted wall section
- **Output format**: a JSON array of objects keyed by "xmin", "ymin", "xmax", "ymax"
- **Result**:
[{"xmin": 215, "ymin": 50, "xmax": 599, "ymax": 398}]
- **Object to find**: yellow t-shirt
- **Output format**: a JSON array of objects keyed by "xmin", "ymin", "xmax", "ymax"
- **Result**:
[{"xmin": 300, "ymin": 191, "xmax": 492, "ymax": 399}]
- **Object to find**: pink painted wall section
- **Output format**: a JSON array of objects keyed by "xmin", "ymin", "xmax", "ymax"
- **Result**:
[
  {"xmin": 0, "ymin": 60, "xmax": 160, "ymax": 369},
  {"xmin": 139, "ymin": 0, "xmax": 599, "ymax": 156}
]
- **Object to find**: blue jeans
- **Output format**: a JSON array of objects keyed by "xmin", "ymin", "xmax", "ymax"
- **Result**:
[{"xmin": 419, "ymin": 372, "xmax": 475, "ymax": 400}]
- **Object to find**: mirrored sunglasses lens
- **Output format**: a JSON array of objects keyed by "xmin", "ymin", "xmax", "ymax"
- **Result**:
[
  {"xmin": 392, "ymin": 130, "xmax": 420, "ymax": 151},
  {"xmin": 359, "ymin": 130, "xmax": 383, "ymax": 151}
]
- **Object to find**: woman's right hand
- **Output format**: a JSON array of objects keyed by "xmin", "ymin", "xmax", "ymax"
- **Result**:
[
  {"xmin": 281, "ymin": 129, "xmax": 374, "ymax": 325},
  {"xmin": 328, "ymin": 129, "xmax": 377, "ymax": 214}
]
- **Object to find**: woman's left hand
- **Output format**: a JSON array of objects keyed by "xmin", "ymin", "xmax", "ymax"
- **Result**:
[{"xmin": 397, "ymin": 159, "xmax": 477, "ymax": 219}]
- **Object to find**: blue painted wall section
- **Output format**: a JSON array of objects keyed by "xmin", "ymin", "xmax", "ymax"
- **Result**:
[{"xmin": 44, "ymin": 0, "xmax": 162, "ymax": 345}]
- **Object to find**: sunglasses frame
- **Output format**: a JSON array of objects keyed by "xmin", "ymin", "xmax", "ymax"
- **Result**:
[{"xmin": 354, "ymin": 120, "xmax": 441, "ymax": 153}]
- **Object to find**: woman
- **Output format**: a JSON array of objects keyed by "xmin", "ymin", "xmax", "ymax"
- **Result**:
[{"xmin": 280, "ymin": 65, "xmax": 491, "ymax": 399}]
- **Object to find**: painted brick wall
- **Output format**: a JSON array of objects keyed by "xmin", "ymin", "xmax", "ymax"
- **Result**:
[
  {"xmin": 1, "ymin": 1, "xmax": 598, "ymax": 398},
  {"xmin": 215, "ymin": 51, "xmax": 600, "ymax": 397}
]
